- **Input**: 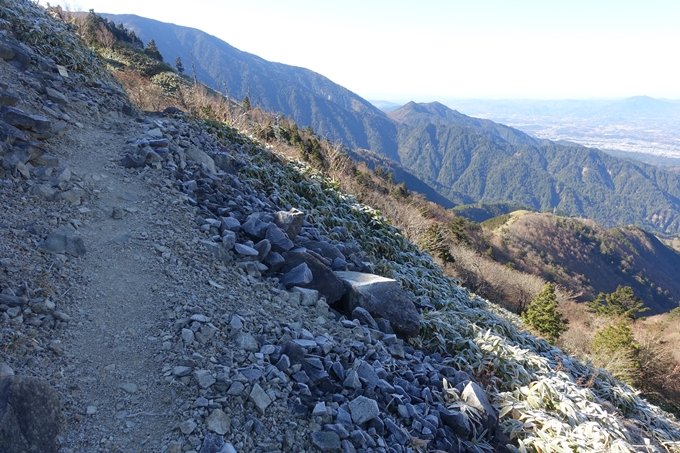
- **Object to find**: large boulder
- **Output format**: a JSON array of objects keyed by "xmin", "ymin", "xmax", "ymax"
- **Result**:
[
  {"xmin": 0, "ymin": 376, "xmax": 60, "ymax": 453},
  {"xmin": 41, "ymin": 227, "xmax": 86, "ymax": 256},
  {"xmin": 334, "ymin": 271, "xmax": 420, "ymax": 337},
  {"xmin": 280, "ymin": 249, "xmax": 346, "ymax": 304}
]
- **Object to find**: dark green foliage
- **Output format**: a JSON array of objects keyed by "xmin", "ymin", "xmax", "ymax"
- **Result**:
[
  {"xmin": 391, "ymin": 182, "xmax": 409, "ymax": 199},
  {"xmin": 448, "ymin": 216, "xmax": 469, "ymax": 242},
  {"xmin": 144, "ymin": 39, "xmax": 163, "ymax": 61},
  {"xmin": 175, "ymin": 56, "xmax": 184, "ymax": 74},
  {"xmin": 419, "ymin": 224, "xmax": 455, "ymax": 263},
  {"xmin": 481, "ymin": 213, "xmax": 513, "ymax": 230},
  {"xmin": 242, "ymin": 96, "xmax": 251, "ymax": 111},
  {"xmin": 589, "ymin": 285, "xmax": 650, "ymax": 320},
  {"xmin": 521, "ymin": 282, "xmax": 568, "ymax": 342},
  {"xmin": 453, "ymin": 202, "xmax": 533, "ymax": 223},
  {"xmin": 591, "ymin": 320, "xmax": 640, "ymax": 385}
]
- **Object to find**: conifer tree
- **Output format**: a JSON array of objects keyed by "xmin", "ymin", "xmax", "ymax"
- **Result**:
[
  {"xmin": 588, "ymin": 285, "xmax": 649, "ymax": 321},
  {"xmin": 521, "ymin": 282, "xmax": 567, "ymax": 342},
  {"xmin": 144, "ymin": 39, "xmax": 164, "ymax": 61},
  {"xmin": 242, "ymin": 95, "xmax": 251, "ymax": 111},
  {"xmin": 175, "ymin": 56, "xmax": 184, "ymax": 74}
]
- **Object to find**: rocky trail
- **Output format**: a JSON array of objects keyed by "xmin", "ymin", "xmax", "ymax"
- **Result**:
[
  {"xmin": 4, "ymin": 3, "xmax": 680, "ymax": 453},
  {"xmin": 0, "ymin": 31, "xmax": 506, "ymax": 453}
]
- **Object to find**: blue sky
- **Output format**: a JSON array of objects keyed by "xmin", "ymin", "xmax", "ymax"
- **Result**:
[{"xmin": 51, "ymin": 0, "xmax": 680, "ymax": 100}]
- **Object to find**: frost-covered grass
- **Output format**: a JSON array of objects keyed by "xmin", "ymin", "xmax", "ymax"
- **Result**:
[{"xmin": 233, "ymin": 137, "xmax": 680, "ymax": 452}]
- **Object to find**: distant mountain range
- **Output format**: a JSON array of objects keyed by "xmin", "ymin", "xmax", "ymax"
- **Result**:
[{"xmin": 105, "ymin": 13, "xmax": 680, "ymax": 236}]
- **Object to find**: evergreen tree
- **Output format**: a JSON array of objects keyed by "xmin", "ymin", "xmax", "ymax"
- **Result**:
[
  {"xmin": 175, "ymin": 56, "xmax": 184, "ymax": 74},
  {"xmin": 242, "ymin": 95, "xmax": 251, "ymax": 111},
  {"xmin": 144, "ymin": 39, "xmax": 164, "ymax": 61},
  {"xmin": 521, "ymin": 282, "xmax": 567, "ymax": 342},
  {"xmin": 591, "ymin": 320, "xmax": 640, "ymax": 385},
  {"xmin": 420, "ymin": 224, "xmax": 454, "ymax": 264},
  {"xmin": 588, "ymin": 285, "xmax": 649, "ymax": 321}
]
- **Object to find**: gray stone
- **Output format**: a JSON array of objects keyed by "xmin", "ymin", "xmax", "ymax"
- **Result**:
[
  {"xmin": 29, "ymin": 184, "xmax": 57, "ymax": 200},
  {"xmin": 120, "ymin": 383, "xmax": 138, "ymax": 394},
  {"xmin": 0, "ymin": 363, "xmax": 14, "ymax": 377},
  {"xmin": 461, "ymin": 381, "xmax": 498, "ymax": 434},
  {"xmin": 311, "ymin": 431, "xmax": 341, "ymax": 451},
  {"xmin": 0, "ymin": 106, "xmax": 50, "ymax": 135},
  {"xmin": 235, "ymin": 331, "xmax": 259, "ymax": 352},
  {"xmin": 186, "ymin": 145, "xmax": 216, "ymax": 173},
  {"xmin": 253, "ymin": 238, "xmax": 271, "ymax": 261},
  {"xmin": 351, "ymin": 306, "xmax": 379, "ymax": 330},
  {"xmin": 205, "ymin": 409, "xmax": 230, "ymax": 435},
  {"xmin": 241, "ymin": 216, "xmax": 269, "ymax": 239},
  {"xmin": 348, "ymin": 396, "xmax": 379, "ymax": 425},
  {"xmin": 45, "ymin": 87, "xmax": 68, "ymax": 105},
  {"xmin": 438, "ymin": 405, "xmax": 471, "ymax": 438},
  {"xmin": 274, "ymin": 208, "xmax": 305, "ymax": 240},
  {"xmin": 262, "ymin": 251, "xmax": 285, "ymax": 271},
  {"xmin": 291, "ymin": 286, "xmax": 319, "ymax": 306},
  {"xmin": 234, "ymin": 243, "xmax": 259, "ymax": 256},
  {"xmin": 281, "ymin": 250, "xmax": 346, "ymax": 303},
  {"xmin": 335, "ymin": 271, "xmax": 420, "ymax": 337},
  {"xmin": 60, "ymin": 187, "xmax": 82, "ymax": 205},
  {"xmin": 172, "ymin": 366, "xmax": 193, "ymax": 377},
  {"xmin": 0, "ymin": 376, "xmax": 60, "ymax": 453},
  {"xmin": 181, "ymin": 328, "xmax": 194, "ymax": 343},
  {"xmin": 266, "ymin": 223, "xmax": 294, "ymax": 252},
  {"xmin": 41, "ymin": 227, "xmax": 86, "ymax": 256},
  {"xmin": 280, "ymin": 262, "xmax": 313, "ymax": 288},
  {"xmin": 146, "ymin": 127, "xmax": 163, "ymax": 138},
  {"xmin": 343, "ymin": 370, "xmax": 362, "ymax": 390},
  {"xmin": 199, "ymin": 434, "xmax": 225, "ymax": 453},
  {"xmin": 179, "ymin": 419, "xmax": 197, "ymax": 435},
  {"xmin": 227, "ymin": 381, "xmax": 245, "ymax": 396},
  {"xmin": 194, "ymin": 370, "xmax": 216, "ymax": 389},
  {"xmin": 275, "ymin": 354, "xmax": 291, "ymax": 372},
  {"xmin": 249, "ymin": 383, "xmax": 272, "ymax": 414},
  {"xmin": 221, "ymin": 216, "xmax": 241, "ymax": 232},
  {"xmin": 0, "ymin": 89, "xmax": 19, "ymax": 107},
  {"xmin": 2, "ymin": 149, "xmax": 30, "ymax": 169},
  {"xmin": 385, "ymin": 418, "xmax": 410, "ymax": 445},
  {"xmin": 357, "ymin": 361, "xmax": 379, "ymax": 390},
  {"xmin": 202, "ymin": 240, "xmax": 230, "ymax": 261}
]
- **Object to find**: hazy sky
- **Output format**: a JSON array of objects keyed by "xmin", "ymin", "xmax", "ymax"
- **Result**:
[{"xmin": 50, "ymin": 0, "xmax": 680, "ymax": 100}]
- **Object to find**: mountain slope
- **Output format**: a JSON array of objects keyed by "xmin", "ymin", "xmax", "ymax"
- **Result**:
[
  {"xmin": 102, "ymin": 13, "xmax": 398, "ymax": 155},
  {"xmin": 100, "ymin": 14, "xmax": 680, "ymax": 235}
]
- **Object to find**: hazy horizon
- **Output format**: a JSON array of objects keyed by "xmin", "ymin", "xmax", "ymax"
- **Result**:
[{"xmin": 51, "ymin": 0, "xmax": 680, "ymax": 100}]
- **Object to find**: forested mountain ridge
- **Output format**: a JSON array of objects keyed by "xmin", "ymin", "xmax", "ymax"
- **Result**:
[
  {"xmin": 103, "ymin": 13, "xmax": 680, "ymax": 235},
  {"xmin": 102, "ymin": 13, "xmax": 399, "ymax": 155}
]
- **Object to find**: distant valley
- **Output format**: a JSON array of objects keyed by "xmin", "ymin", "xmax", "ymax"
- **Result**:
[{"xmin": 436, "ymin": 97, "xmax": 680, "ymax": 169}]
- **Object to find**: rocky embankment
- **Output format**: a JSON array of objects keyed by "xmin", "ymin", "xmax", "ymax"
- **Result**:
[{"xmin": 0, "ymin": 15, "xmax": 506, "ymax": 453}]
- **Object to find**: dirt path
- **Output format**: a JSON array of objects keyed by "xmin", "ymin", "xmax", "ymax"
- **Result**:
[{"xmin": 55, "ymin": 116, "xmax": 185, "ymax": 452}]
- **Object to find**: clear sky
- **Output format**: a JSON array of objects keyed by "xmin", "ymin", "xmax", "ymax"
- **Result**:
[{"xmin": 50, "ymin": 0, "xmax": 680, "ymax": 100}]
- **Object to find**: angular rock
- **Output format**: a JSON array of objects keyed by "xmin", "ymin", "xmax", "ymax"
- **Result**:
[
  {"xmin": 60, "ymin": 187, "xmax": 82, "ymax": 205},
  {"xmin": 274, "ymin": 208, "xmax": 305, "ymax": 240},
  {"xmin": 281, "ymin": 249, "xmax": 346, "ymax": 303},
  {"xmin": 266, "ymin": 223, "xmax": 294, "ymax": 252},
  {"xmin": 279, "ymin": 262, "xmax": 313, "ymax": 289},
  {"xmin": 335, "ymin": 271, "xmax": 420, "ymax": 337},
  {"xmin": 0, "ymin": 106, "xmax": 51, "ymax": 135},
  {"xmin": 438, "ymin": 405, "xmax": 471, "ymax": 439},
  {"xmin": 200, "ymin": 434, "xmax": 225, "ymax": 453},
  {"xmin": 0, "ymin": 376, "xmax": 60, "ymax": 453},
  {"xmin": 0, "ymin": 89, "xmax": 19, "ymax": 107},
  {"xmin": 385, "ymin": 418, "xmax": 410, "ymax": 445},
  {"xmin": 0, "ymin": 120, "xmax": 28, "ymax": 145},
  {"xmin": 249, "ymin": 383, "xmax": 272, "ymax": 414},
  {"xmin": 194, "ymin": 370, "xmax": 216, "ymax": 389},
  {"xmin": 234, "ymin": 243, "xmax": 259, "ymax": 257},
  {"xmin": 0, "ymin": 37, "xmax": 30, "ymax": 70},
  {"xmin": 351, "ymin": 306, "xmax": 378, "ymax": 330},
  {"xmin": 348, "ymin": 396, "xmax": 379, "ymax": 425},
  {"xmin": 461, "ymin": 381, "xmax": 498, "ymax": 434},
  {"xmin": 241, "ymin": 216, "xmax": 268, "ymax": 239},
  {"xmin": 262, "ymin": 251, "xmax": 285, "ymax": 272},
  {"xmin": 186, "ymin": 145, "xmax": 216, "ymax": 173},
  {"xmin": 311, "ymin": 431, "xmax": 341, "ymax": 451},
  {"xmin": 45, "ymin": 87, "xmax": 68, "ymax": 105},
  {"xmin": 253, "ymin": 239, "xmax": 271, "ymax": 262},
  {"xmin": 41, "ymin": 227, "xmax": 86, "ymax": 256},
  {"xmin": 234, "ymin": 331, "xmax": 259, "ymax": 352},
  {"xmin": 205, "ymin": 409, "xmax": 230, "ymax": 435}
]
